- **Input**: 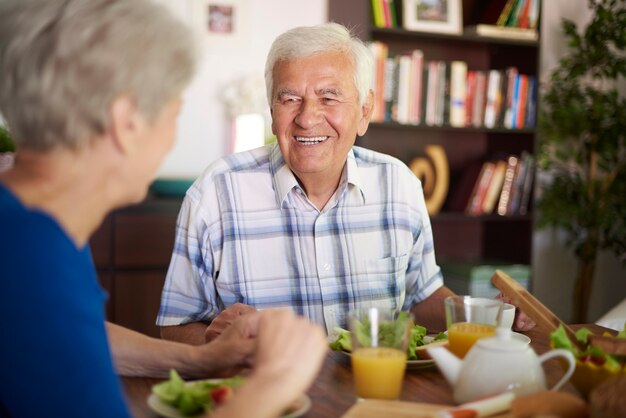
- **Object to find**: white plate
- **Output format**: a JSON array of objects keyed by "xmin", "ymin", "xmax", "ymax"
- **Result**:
[
  {"xmin": 338, "ymin": 350, "xmax": 436, "ymax": 370},
  {"xmin": 511, "ymin": 332, "xmax": 531, "ymax": 345},
  {"xmin": 147, "ymin": 379, "xmax": 311, "ymax": 418}
]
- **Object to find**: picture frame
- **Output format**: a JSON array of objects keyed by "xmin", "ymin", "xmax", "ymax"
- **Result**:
[{"xmin": 402, "ymin": 0, "xmax": 462, "ymax": 35}]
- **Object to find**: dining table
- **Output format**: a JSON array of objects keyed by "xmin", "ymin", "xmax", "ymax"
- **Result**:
[{"xmin": 122, "ymin": 324, "xmax": 605, "ymax": 418}]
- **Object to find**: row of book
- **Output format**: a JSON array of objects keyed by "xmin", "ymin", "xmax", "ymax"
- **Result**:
[
  {"xmin": 459, "ymin": 152, "xmax": 535, "ymax": 217},
  {"xmin": 371, "ymin": 0, "xmax": 541, "ymax": 41},
  {"xmin": 371, "ymin": 0, "xmax": 398, "ymax": 29},
  {"xmin": 467, "ymin": 0, "xmax": 541, "ymax": 41},
  {"xmin": 369, "ymin": 42, "xmax": 537, "ymax": 129}
]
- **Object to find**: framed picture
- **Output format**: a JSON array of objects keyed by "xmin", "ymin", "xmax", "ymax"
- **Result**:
[
  {"xmin": 402, "ymin": 0, "xmax": 462, "ymax": 35},
  {"xmin": 191, "ymin": 0, "xmax": 250, "ymax": 50}
]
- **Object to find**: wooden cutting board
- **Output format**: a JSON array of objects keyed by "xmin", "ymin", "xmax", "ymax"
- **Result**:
[{"xmin": 341, "ymin": 399, "xmax": 512, "ymax": 418}]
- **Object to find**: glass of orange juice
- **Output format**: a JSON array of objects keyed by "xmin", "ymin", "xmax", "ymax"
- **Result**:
[
  {"xmin": 445, "ymin": 296, "xmax": 503, "ymax": 358},
  {"xmin": 349, "ymin": 307, "xmax": 411, "ymax": 400}
]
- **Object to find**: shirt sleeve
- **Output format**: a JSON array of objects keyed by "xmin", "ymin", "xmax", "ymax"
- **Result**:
[
  {"xmin": 156, "ymin": 185, "xmax": 221, "ymax": 326},
  {"xmin": 401, "ymin": 170, "xmax": 444, "ymax": 310}
]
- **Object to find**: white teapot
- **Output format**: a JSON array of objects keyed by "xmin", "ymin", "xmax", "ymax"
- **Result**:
[{"xmin": 427, "ymin": 328, "xmax": 576, "ymax": 404}]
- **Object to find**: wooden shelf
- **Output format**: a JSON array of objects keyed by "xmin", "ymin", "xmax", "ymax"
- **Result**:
[{"xmin": 329, "ymin": 0, "xmax": 539, "ymax": 266}]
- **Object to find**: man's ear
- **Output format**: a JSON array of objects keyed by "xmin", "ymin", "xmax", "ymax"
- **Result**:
[
  {"xmin": 357, "ymin": 89, "xmax": 374, "ymax": 136},
  {"xmin": 109, "ymin": 95, "xmax": 142, "ymax": 154}
]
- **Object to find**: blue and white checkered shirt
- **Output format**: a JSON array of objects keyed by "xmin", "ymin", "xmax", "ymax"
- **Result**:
[{"xmin": 157, "ymin": 143, "xmax": 443, "ymax": 334}]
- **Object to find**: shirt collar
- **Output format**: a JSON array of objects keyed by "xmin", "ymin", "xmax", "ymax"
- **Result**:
[{"xmin": 269, "ymin": 144, "xmax": 366, "ymax": 206}]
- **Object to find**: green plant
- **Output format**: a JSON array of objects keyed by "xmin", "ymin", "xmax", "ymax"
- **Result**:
[
  {"xmin": 0, "ymin": 124, "xmax": 15, "ymax": 153},
  {"xmin": 537, "ymin": 0, "xmax": 626, "ymax": 323}
]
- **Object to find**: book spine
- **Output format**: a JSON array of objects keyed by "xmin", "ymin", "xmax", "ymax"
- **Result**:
[
  {"xmin": 518, "ymin": 154, "xmax": 535, "ymax": 215},
  {"xmin": 449, "ymin": 61, "xmax": 467, "ymax": 127},
  {"xmin": 484, "ymin": 70, "xmax": 502, "ymax": 128},
  {"xmin": 472, "ymin": 71, "xmax": 487, "ymax": 128},
  {"xmin": 482, "ymin": 159, "xmax": 507, "ymax": 214},
  {"xmin": 497, "ymin": 155, "xmax": 519, "ymax": 216},
  {"xmin": 466, "ymin": 161, "xmax": 496, "ymax": 215}
]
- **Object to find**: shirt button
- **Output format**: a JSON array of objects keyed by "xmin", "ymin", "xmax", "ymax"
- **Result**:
[{"xmin": 323, "ymin": 263, "xmax": 331, "ymax": 271}]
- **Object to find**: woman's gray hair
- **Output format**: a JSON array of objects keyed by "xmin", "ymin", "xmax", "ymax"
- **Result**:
[
  {"xmin": 0, "ymin": 0, "xmax": 196, "ymax": 151},
  {"xmin": 264, "ymin": 22, "xmax": 373, "ymax": 107}
]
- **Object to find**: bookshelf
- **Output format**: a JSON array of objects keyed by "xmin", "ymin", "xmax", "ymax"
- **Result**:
[{"xmin": 328, "ymin": 0, "xmax": 539, "ymax": 266}]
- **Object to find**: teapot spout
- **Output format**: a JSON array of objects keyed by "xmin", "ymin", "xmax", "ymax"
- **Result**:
[{"xmin": 427, "ymin": 345, "xmax": 462, "ymax": 387}]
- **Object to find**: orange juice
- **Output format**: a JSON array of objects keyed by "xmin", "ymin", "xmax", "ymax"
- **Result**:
[
  {"xmin": 447, "ymin": 322, "xmax": 496, "ymax": 358},
  {"xmin": 351, "ymin": 347, "xmax": 407, "ymax": 399}
]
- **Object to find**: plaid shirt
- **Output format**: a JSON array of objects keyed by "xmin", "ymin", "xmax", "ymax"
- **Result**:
[{"xmin": 157, "ymin": 143, "xmax": 443, "ymax": 334}]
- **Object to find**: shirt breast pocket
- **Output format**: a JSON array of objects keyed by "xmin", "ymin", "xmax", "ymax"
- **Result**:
[{"xmin": 353, "ymin": 254, "xmax": 409, "ymax": 311}]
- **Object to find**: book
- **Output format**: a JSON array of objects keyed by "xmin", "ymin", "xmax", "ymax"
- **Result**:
[
  {"xmin": 471, "ymin": 71, "xmax": 487, "ymax": 128},
  {"xmin": 514, "ymin": 74, "xmax": 529, "ymax": 129},
  {"xmin": 466, "ymin": 161, "xmax": 496, "ymax": 215},
  {"xmin": 496, "ymin": 0, "xmax": 517, "ymax": 26},
  {"xmin": 482, "ymin": 159, "xmax": 507, "ymax": 214},
  {"xmin": 409, "ymin": 49, "xmax": 424, "ymax": 125},
  {"xmin": 497, "ymin": 155, "xmax": 519, "ymax": 216},
  {"xmin": 396, "ymin": 54, "xmax": 412, "ymax": 124},
  {"xmin": 371, "ymin": 0, "xmax": 385, "ymax": 28},
  {"xmin": 503, "ymin": 67, "xmax": 519, "ymax": 129},
  {"xmin": 466, "ymin": 24, "xmax": 538, "ymax": 41},
  {"xmin": 524, "ymin": 76, "xmax": 537, "ymax": 127},
  {"xmin": 483, "ymin": 70, "xmax": 503, "ymax": 128},
  {"xmin": 506, "ymin": 151, "xmax": 530, "ymax": 214},
  {"xmin": 464, "ymin": 70, "xmax": 477, "ymax": 126},
  {"xmin": 425, "ymin": 60, "xmax": 439, "ymax": 126},
  {"xmin": 435, "ymin": 61, "xmax": 448, "ymax": 126},
  {"xmin": 518, "ymin": 153, "xmax": 535, "ymax": 215},
  {"xmin": 449, "ymin": 61, "xmax": 467, "ymax": 127}
]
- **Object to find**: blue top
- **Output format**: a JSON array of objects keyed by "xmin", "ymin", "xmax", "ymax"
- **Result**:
[{"xmin": 0, "ymin": 185, "xmax": 130, "ymax": 418}]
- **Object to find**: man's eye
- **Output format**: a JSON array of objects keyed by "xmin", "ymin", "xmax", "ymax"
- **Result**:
[{"xmin": 322, "ymin": 97, "xmax": 338, "ymax": 104}]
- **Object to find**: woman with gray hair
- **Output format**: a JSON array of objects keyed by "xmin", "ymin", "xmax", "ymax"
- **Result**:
[{"xmin": 0, "ymin": 0, "xmax": 326, "ymax": 417}]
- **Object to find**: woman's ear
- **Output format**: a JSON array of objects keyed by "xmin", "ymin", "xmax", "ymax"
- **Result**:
[{"xmin": 109, "ymin": 95, "xmax": 143, "ymax": 154}]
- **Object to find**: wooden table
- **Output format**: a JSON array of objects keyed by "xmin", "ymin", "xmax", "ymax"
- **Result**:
[{"xmin": 122, "ymin": 325, "xmax": 601, "ymax": 418}]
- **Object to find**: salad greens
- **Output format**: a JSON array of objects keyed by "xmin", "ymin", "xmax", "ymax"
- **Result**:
[
  {"xmin": 550, "ymin": 324, "xmax": 626, "ymax": 373},
  {"xmin": 152, "ymin": 369, "xmax": 244, "ymax": 416},
  {"xmin": 329, "ymin": 311, "xmax": 447, "ymax": 360}
]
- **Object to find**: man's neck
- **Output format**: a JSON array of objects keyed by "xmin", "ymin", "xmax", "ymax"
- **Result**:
[{"xmin": 296, "ymin": 169, "xmax": 344, "ymax": 211}]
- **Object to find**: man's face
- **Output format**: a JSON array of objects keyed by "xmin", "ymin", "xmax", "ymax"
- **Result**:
[{"xmin": 270, "ymin": 51, "xmax": 373, "ymax": 184}]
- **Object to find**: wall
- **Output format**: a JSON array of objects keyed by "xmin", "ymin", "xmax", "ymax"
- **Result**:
[
  {"xmin": 533, "ymin": 0, "xmax": 626, "ymax": 323},
  {"xmin": 155, "ymin": 0, "xmax": 326, "ymax": 178}
]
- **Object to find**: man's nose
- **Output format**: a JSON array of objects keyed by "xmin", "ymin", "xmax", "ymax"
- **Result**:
[{"xmin": 294, "ymin": 99, "xmax": 323, "ymax": 128}]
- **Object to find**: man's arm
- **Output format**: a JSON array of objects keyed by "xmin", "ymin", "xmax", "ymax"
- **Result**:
[
  {"xmin": 409, "ymin": 285, "xmax": 455, "ymax": 332},
  {"xmin": 160, "ymin": 322, "xmax": 209, "ymax": 345},
  {"xmin": 107, "ymin": 318, "xmax": 257, "ymax": 379}
]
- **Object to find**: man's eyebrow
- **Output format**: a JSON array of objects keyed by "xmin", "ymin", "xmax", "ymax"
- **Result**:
[
  {"xmin": 318, "ymin": 87, "xmax": 342, "ymax": 96},
  {"xmin": 275, "ymin": 88, "xmax": 298, "ymax": 98}
]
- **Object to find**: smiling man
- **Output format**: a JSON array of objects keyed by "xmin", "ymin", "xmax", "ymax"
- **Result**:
[{"xmin": 157, "ymin": 22, "xmax": 455, "ymax": 344}]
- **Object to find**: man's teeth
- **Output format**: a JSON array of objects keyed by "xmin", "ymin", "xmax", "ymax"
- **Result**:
[{"xmin": 295, "ymin": 136, "xmax": 328, "ymax": 145}]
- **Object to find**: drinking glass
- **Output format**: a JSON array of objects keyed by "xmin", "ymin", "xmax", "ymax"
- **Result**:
[
  {"xmin": 349, "ymin": 307, "xmax": 411, "ymax": 400},
  {"xmin": 445, "ymin": 296, "xmax": 503, "ymax": 358}
]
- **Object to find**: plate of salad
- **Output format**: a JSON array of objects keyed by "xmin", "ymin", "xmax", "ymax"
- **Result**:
[
  {"xmin": 148, "ymin": 370, "xmax": 311, "ymax": 418},
  {"xmin": 550, "ymin": 324, "xmax": 626, "ymax": 397},
  {"xmin": 328, "ymin": 319, "xmax": 448, "ymax": 370}
]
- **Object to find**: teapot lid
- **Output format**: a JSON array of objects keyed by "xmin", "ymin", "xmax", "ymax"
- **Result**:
[{"xmin": 476, "ymin": 327, "xmax": 528, "ymax": 351}]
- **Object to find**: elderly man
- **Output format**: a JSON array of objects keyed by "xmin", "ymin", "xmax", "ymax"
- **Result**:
[
  {"xmin": 158, "ymin": 23, "xmax": 535, "ymax": 344},
  {"xmin": 157, "ymin": 22, "xmax": 460, "ymax": 345}
]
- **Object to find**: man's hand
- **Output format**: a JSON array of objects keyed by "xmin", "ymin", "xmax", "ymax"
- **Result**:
[
  {"xmin": 496, "ymin": 293, "xmax": 536, "ymax": 332},
  {"xmin": 205, "ymin": 303, "xmax": 257, "ymax": 342}
]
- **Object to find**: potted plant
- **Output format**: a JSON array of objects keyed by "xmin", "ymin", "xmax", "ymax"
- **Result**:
[
  {"xmin": 537, "ymin": 0, "xmax": 626, "ymax": 323},
  {"xmin": 0, "ymin": 124, "xmax": 15, "ymax": 172}
]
